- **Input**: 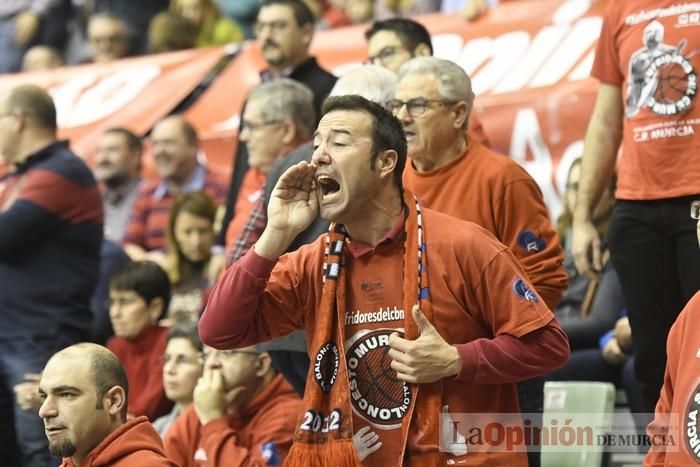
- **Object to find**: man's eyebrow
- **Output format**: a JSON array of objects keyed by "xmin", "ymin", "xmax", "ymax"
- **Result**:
[
  {"xmin": 313, "ymin": 129, "xmax": 352, "ymax": 139},
  {"xmin": 50, "ymin": 385, "xmax": 82, "ymax": 394}
]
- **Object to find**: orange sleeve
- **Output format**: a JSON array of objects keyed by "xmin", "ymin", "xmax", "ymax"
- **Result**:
[
  {"xmin": 472, "ymin": 245, "xmax": 556, "ymax": 338},
  {"xmin": 590, "ymin": 1, "xmax": 624, "ymax": 86},
  {"xmin": 494, "ymin": 175, "xmax": 567, "ymax": 310}
]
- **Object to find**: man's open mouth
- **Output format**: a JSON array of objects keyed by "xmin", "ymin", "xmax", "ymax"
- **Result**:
[{"xmin": 317, "ymin": 175, "xmax": 340, "ymax": 197}]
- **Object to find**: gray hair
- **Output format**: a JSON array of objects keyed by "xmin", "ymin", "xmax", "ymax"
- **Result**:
[
  {"xmin": 398, "ymin": 57, "xmax": 475, "ymax": 112},
  {"xmin": 329, "ymin": 65, "xmax": 398, "ymax": 105},
  {"xmin": 247, "ymin": 79, "xmax": 316, "ymax": 139}
]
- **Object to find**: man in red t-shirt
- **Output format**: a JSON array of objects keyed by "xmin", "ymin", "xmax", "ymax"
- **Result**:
[
  {"xmin": 200, "ymin": 95, "xmax": 569, "ymax": 465},
  {"xmin": 644, "ymin": 200, "xmax": 700, "ymax": 466},
  {"xmin": 393, "ymin": 57, "xmax": 567, "ymax": 466},
  {"xmin": 571, "ymin": 0, "xmax": 700, "ymax": 413}
]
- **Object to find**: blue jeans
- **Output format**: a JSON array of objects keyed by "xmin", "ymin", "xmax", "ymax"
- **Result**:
[
  {"xmin": 0, "ymin": 334, "xmax": 80, "ymax": 467},
  {"xmin": 0, "ymin": 17, "xmax": 26, "ymax": 74}
]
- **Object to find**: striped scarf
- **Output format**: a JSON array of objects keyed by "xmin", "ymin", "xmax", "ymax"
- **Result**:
[{"xmin": 284, "ymin": 190, "xmax": 443, "ymax": 466}]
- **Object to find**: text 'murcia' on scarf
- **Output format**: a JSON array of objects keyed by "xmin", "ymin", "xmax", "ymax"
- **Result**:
[{"xmin": 284, "ymin": 190, "xmax": 444, "ymax": 466}]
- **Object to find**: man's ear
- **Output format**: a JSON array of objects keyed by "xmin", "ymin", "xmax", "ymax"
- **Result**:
[
  {"xmin": 413, "ymin": 43, "xmax": 431, "ymax": 57},
  {"xmin": 451, "ymin": 101, "xmax": 470, "ymax": 129},
  {"xmin": 280, "ymin": 120, "xmax": 297, "ymax": 145},
  {"xmin": 255, "ymin": 352, "xmax": 272, "ymax": 377},
  {"xmin": 300, "ymin": 23, "xmax": 314, "ymax": 49},
  {"xmin": 147, "ymin": 297, "xmax": 164, "ymax": 324},
  {"xmin": 105, "ymin": 386, "xmax": 126, "ymax": 417},
  {"xmin": 376, "ymin": 149, "xmax": 398, "ymax": 179}
]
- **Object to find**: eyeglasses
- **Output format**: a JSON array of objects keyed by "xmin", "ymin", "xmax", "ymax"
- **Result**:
[
  {"xmin": 242, "ymin": 120, "xmax": 282, "ymax": 133},
  {"xmin": 366, "ymin": 46, "xmax": 405, "ymax": 66},
  {"xmin": 691, "ymin": 200, "xmax": 700, "ymax": 220},
  {"xmin": 160, "ymin": 354, "xmax": 203, "ymax": 367},
  {"xmin": 385, "ymin": 98, "xmax": 457, "ymax": 118},
  {"xmin": 88, "ymin": 34, "xmax": 125, "ymax": 45},
  {"xmin": 202, "ymin": 349, "xmax": 259, "ymax": 360},
  {"xmin": 254, "ymin": 20, "xmax": 289, "ymax": 35}
]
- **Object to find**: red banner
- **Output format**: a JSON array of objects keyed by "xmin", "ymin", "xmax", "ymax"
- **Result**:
[
  {"xmin": 187, "ymin": 0, "xmax": 607, "ymax": 218},
  {"xmin": 1, "ymin": 0, "xmax": 607, "ymax": 219},
  {"xmin": 0, "ymin": 46, "xmax": 227, "ymax": 165}
]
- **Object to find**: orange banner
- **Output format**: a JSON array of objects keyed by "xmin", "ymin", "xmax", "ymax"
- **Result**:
[
  {"xmin": 1, "ymin": 0, "xmax": 607, "ymax": 219},
  {"xmin": 187, "ymin": 0, "xmax": 607, "ymax": 218},
  {"xmin": 0, "ymin": 46, "xmax": 227, "ymax": 163}
]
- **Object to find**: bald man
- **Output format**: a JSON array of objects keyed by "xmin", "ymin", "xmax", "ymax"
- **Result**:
[
  {"xmin": 123, "ymin": 115, "xmax": 228, "ymax": 255},
  {"xmin": 38, "ymin": 343, "xmax": 178, "ymax": 466},
  {"xmin": 0, "ymin": 85, "xmax": 103, "ymax": 467}
]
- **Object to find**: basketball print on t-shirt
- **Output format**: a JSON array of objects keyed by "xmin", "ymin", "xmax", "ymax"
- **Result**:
[
  {"xmin": 626, "ymin": 20, "xmax": 697, "ymax": 118},
  {"xmin": 346, "ymin": 329, "xmax": 412, "ymax": 429}
]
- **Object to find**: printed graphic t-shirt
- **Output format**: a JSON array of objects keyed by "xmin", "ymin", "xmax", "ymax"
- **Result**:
[{"xmin": 592, "ymin": 0, "xmax": 700, "ymax": 200}]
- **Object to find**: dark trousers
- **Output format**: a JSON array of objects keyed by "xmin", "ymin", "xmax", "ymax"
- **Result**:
[
  {"xmin": 517, "ymin": 377, "xmax": 543, "ymax": 467},
  {"xmin": 608, "ymin": 197, "xmax": 700, "ymax": 412}
]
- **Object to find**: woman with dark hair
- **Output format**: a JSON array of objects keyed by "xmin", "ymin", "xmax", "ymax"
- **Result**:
[
  {"xmin": 107, "ymin": 260, "xmax": 174, "ymax": 420},
  {"xmin": 164, "ymin": 191, "xmax": 218, "ymax": 323},
  {"xmin": 153, "ymin": 321, "xmax": 204, "ymax": 437}
]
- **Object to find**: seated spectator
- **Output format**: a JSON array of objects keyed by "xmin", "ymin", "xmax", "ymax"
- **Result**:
[
  {"xmin": 90, "ymin": 0, "xmax": 170, "ymax": 54},
  {"xmin": 333, "ymin": 0, "xmax": 373, "ymax": 24},
  {"xmin": 163, "ymin": 345, "xmax": 302, "ymax": 466},
  {"xmin": 153, "ymin": 321, "xmax": 204, "ymax": 438},
  {"xmin": 442, "ymin": 0, "xmax": 499, "ymax": 20},
  {"xmin": 645, "ymin": 201, "xmax": 700, "ymax": 466},
  {"xmin": 214, "ymin": 0, "xmax": 260, "ymax": 38},
  {"xmin": 165, "ymin": 192, "xmax": 218, "ymax": 323},
  {"xmin": 87, "ymin": 14, "xmax": 131, "ymax": 63},
  {"xmin": 148, "ymin": 11, "xmax": 198, "ymax": 54},
  {"xmin": 21, "ymin": 45, "xmax": 64, "ymax": 72},
  {"xmin": 123, "ymin": 115, "xmax": 228, "ymax": 255},
  {"xmin": 107, "ymin": 261, "xmax": 174, "ymax": 421},
  {"xmin": 94, "ymin": 128, "xmax": 143, "ymax": 244},
  {"xmin": 555, "ymin": 158, "xmax": 618, "ymax": 348},
  {"xmin": 0, "ymin": 1, "xmax": 70, "ymax": 74},
  {"xmin": 172, "ymin": 0, "xmax": 244, "ymax": 47},
  {"xmin": 223, "ymin": 79, "xmax": 315, "ymax": 257},
  {"xmin": 374, "ymin": 0, "xmax": 441, "ymax": 20},
  {"xmin": 38, "ymin": 343, "xmax": 177, "ymax": 466}
]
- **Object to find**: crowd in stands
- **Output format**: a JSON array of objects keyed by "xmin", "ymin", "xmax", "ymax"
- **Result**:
[
  {"xmin": 0, "ymin": 0, "xmax": 497, "ymax": 74},
  {"xmin": 1, "ymin": 0, "xmax": 699, "ymax": 466}
]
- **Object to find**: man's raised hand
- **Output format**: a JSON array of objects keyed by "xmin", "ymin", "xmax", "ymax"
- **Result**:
[{"xmin": 255, "ymin": 161, "xmax": 318, "ymax": 260}]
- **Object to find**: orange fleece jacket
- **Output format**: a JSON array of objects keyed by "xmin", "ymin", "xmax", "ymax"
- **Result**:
[
  {"xmin": 59, "ymin": 416, "xmax": 178, "ymax": 466},
  {"xmin": 164, "ymin": 374, "xmax": 302, "ymax": 466}
]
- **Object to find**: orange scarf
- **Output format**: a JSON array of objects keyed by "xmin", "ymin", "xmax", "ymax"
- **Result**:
[{"xmin": 284, "ymin": 191, "xmax": 443, "ymax": 466}]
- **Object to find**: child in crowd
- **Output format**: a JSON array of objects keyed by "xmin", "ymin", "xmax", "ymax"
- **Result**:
[{"xmin": 107, "ymin": 260, "xmax": 174, "ymax": 421}]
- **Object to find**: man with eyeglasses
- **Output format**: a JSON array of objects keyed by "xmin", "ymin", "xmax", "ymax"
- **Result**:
[
  {"xmin": 86, "ymin": 14, "xmax": 130, "ymax": 64},
  {"xmin": 0, "ymin": 85, "xmax": 103, "ymax": 466},
  {"xmin": 364, "ymin": 17, "xmax": 491, "ymax": 147},
  {"xmin": 163, "ymin": 343, "xmax": 302, "ymax": 466},
  {"xmin": 645, "ymin": 200, "xmax": 700, "ymax": 466},
  {"xmin": 217, "ymin": 0, "xmax": 336, "ymax": 276},
  {"xmin": 223, "ymin": 78, "xmax": 315, "ymax": 258},
  {"xmin": 394, "ymin": 57, "xmax": 567, "ymax": 467}
]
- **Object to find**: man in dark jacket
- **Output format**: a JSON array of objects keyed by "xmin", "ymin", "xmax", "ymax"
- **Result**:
[{"xmin": 0, "ymin": 84, "xmax": 103, "ymax": 466}]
